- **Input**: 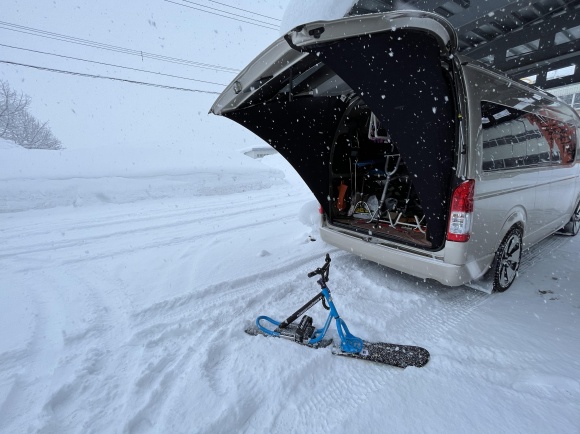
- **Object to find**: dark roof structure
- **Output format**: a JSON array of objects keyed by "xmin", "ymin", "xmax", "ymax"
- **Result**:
[{"xmin": 349, "ymin": 0, "xmax": 580, "ymax": 89}]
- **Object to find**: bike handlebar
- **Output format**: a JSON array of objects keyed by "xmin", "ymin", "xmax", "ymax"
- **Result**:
[{"xmin": 307, "ymin": 254, "xmax": 331, "ymax": 282}]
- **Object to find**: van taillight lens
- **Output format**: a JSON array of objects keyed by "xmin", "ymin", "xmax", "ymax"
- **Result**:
[{"xmin": 447, "ymin": 179, "xmax": 475, "ymax": 243}]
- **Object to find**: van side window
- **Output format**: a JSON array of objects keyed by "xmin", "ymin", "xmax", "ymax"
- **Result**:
[
  {"xmin": 481, "ymin": 101, "xmax": 532, "ymax": 171},
  {"xmin": 481, "ymin": 101, "xmax": 577, "ymax": 171},
  {"xmin": 523, "ymin": 118, "xmax": 551, "ymax": 165},
  {"xmin": 525, "ymin": 115, "xmax": 577, "ymax": 165}
]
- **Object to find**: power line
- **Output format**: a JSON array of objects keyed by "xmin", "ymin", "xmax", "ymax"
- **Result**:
[
  {"xmin": 0, "ymin": 21, "xmax": 240, "ymax": 73},
  {"xmin": 207, "ymin": 0, "xmax": 281, "ymax": 22},
  {"xmin": 180, "ymin": 0, "xmax": 279, "ymax": 27},
  {"xmin": 164, "ymin": 0, "xmax": 278, "ymax": 31},
  {"xmin": 0, "ymin": 60, "xmax": 222, "ymax": 94},
  {"xmin": 0, "ymin": 43, "xmax": 228, "ymax": 86},
  {"xmin": 0, "ymin": 22, "xmax": 238, "ymax": 73}
]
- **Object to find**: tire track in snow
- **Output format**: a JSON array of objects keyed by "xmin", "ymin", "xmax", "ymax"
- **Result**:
[
  {"xmin": 153, "ymin": 252, "xmax": 469, "ymax": 432},
  {"xmin": 0, "ymin": 270, "xmax": 69, "ymax": 433},
  {"xmin": 120, "ymin": 252, "xmax": 342, "ymax": 432},
  {"xmin": 124, "ymin": 345, "xmax": 198, "ymax": 434},
  {"xmin": 301, "ymin": 260, "xmax": 488, "ymax": 431},
  {"xmin": 0, "ymin": 189, "xmax": 299, "ymax": 243},
  {"xmin": 240, "ymin": 255, "xmax": 489, "ymax": 432},
  {"xmin": 0, "ymin": 215, "xmax": 287, "ymax": 260},
  {"xmin": 384, "ymin": 286, "xmax": 487, "ymax": 343},
  {"xmin": 518, "ymin": 233, "xmax": 570, "ymax": 275},
  {"xmin": 125, "ymin": 250, "xmax": 343, "ymax": 412},
  {"xmin": 26, "ymin": 267, "xmax": 136, "ymax": 434},
  {"xmin": 130, "ymin": 251, "xmax": 485, "ymax": 433},
  {"xmin": 0, "ymin": 197, "xmax": 308, "ymax": 260},
  {"xmin": 1, "ymin": 183, "xmax": 319, "ymax": 432},
  {"xmin": 432, "ymin": 340, "xmax": 578, "ymax": 404},
  {"xmin": 7, "ymin": 228, "xmax": 569, "ymax": 433},
  {"xmin": 130, "ymin": 250, "xmax": 342, "ymax": 327},
  {"xmin": 306, "ymin": 236, "xmax": 573, "ymax": 431},
  {"xmin": 266, "ymin": 358, "xmax": 390, "ymax": 434}
]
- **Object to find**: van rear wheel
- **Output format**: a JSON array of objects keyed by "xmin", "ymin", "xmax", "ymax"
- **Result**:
[
  {"xmin": 562, "ymin": 201, "xmax": 580, "ymax": 236},
  {"xmin": 493, "ymin": 227, "xmax": 523, "ymax": 293}
]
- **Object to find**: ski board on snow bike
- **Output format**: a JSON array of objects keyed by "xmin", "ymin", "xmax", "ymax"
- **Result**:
[
  {"xmin": 332, "ymin": 341, "xmax": 430, "ymax": 368},
  {"xmin": 244, "ymin": 324, "xmax": 333, "ymax": 349},
  {"xmin": 245, "ymin": 324, "xmax": 429, "ymax": 368}
]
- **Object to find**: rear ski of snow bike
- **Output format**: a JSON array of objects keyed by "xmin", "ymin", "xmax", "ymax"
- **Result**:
[{"xmin": 244, "ymin": 254, "xmax": 430, "ymax": 368}]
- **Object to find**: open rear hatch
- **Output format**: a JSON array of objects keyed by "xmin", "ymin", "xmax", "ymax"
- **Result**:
[{"xmin": 211, "ymin": 11, "xmax": 459, "ymax": 249}]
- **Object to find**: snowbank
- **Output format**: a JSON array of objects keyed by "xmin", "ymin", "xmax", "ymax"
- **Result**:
[
  {"xmin": 0, "ymin": 138, "xmax": 20, "ymax": 149},
  {"xmin": 0, "ymin": 145, "xmax": 286, "ymax": 212}
]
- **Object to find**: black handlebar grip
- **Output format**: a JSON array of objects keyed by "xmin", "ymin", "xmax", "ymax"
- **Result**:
[{"xmin": 307, "ymin": 271, "xmax": 317, "ymax": 278}]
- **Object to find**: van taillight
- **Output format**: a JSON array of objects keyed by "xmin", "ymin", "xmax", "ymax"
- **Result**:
[
  {"xmin": 319, "ymin": 205, "xmax": 323, "ymax": 214},
  {"xmin": 447, "ymin": 179, "xmax": 475, "ymax": 243}
]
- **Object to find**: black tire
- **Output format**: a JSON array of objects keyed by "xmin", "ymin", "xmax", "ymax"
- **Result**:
[
  {"xmin": 492, "ymin": 227, "xmax": 523, "ymax": 293},
  {"xmin": 562, "ymin": 201, "xmax": 580, "ymax": 236}
]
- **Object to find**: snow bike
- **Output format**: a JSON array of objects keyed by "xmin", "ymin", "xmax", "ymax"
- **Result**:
[{"xmin": 245, "ymin": 254, "xmax": 430, "ymax": 368}]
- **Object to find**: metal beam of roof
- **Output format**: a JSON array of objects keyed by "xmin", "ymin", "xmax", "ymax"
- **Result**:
[
  {"xmin": 413, "ymin": 0, "xmax": 531, "ymax": 28},
  {"xmin": 349, "ymin": 0, "xmax": 580, "ymax": 88},
  {"xmin": 511, "ymin": 52, "xmax": 580, "ymax": 88},
  {"xmin": 548, "ymin": 82, "xmax": 580, "ymax": 96},
  {"xmin": 464, "ymin": 11, "xmax": 580, "ymax": 59}
]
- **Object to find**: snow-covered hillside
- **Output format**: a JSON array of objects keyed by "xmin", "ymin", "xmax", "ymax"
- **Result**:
[{"xmin": 1, "ymin": 145, "xmax": 579, "ymax": 433}]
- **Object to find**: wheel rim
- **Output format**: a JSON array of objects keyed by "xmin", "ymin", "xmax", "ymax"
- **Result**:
[
  {"xmin": 498, "ymin": 233, "xmax": 521, "ymax": 288},
  {"xmin": 573, "ymin": 203, "xmax": 580, "ymax": 235}
]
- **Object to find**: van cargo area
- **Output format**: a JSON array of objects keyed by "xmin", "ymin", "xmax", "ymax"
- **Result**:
[
  {"xmin": 329, "ymin": 99, "xmax": 432, "ymax": 248},
  {"xmin": 213, "ymin": 15, "xmax": 459, "ymax": 250}
]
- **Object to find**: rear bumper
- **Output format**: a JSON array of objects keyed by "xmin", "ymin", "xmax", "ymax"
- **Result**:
[{"xmin": 320, "ymin": 226, "xmax": 488, "ymax": 287}]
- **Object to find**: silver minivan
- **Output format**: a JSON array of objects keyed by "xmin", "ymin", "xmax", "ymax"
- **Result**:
[{"xmin": 211, "ymin": 11, "xmax": 580, "ymax": 292}]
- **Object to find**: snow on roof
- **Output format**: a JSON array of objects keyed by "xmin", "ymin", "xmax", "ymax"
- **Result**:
[{"xmin": 280, "ymin": 0, "xmax": 357, "ymax": 35}]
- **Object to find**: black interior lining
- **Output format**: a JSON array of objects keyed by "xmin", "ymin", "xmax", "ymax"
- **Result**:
[{"xmin": 301, "ymin": 31, "xmax": 456, "ymax": 247}]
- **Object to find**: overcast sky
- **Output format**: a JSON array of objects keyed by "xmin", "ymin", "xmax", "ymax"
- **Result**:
[{"xmin": 1, "ymin": 0, "xmax": 289, "ymax": 150}]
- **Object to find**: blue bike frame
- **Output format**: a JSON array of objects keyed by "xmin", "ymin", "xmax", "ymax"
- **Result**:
[{"xmin": 255, "ymin": 268, "xmax": 364, "ymax": 354}]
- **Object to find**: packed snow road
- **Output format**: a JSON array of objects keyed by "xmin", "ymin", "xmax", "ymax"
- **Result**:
[{"xmin": 1, "ymin": 152, "xmax": 579, "ymax": 433}]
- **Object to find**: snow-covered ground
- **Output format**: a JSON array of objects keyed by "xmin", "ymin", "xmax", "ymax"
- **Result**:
[
  {"xmin": 1, "ymin": 141, "xmax": 579, "ymax": 433},
  {"xmin": 2, "ymin": 0, "xmax": 580, "ymax": 431}
]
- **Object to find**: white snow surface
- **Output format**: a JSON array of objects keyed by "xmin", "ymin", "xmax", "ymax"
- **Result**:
[
  {"xmin": 0, "ymin": 138, "xmax": 20, "ymax": 150},
  {"xmin": 2, "ymin": 1, "xmax": 580, "ymax": 432},
  {"xmin": 1, "ymin": 145, "xmax": 580, "ymax": 434}
]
